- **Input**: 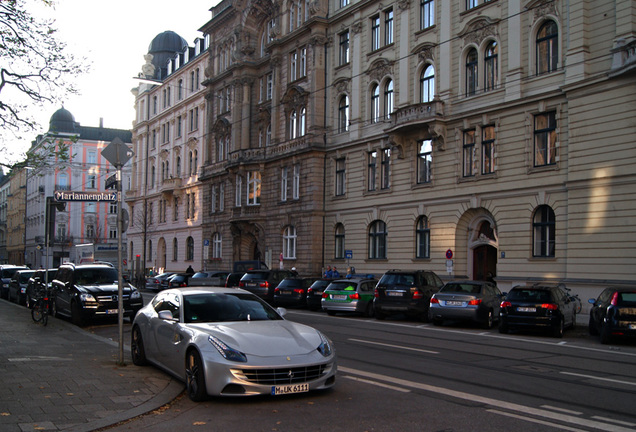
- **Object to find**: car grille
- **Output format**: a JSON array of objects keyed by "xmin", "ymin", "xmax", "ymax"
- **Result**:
[
  {"xmin": 96, "ymin": 294, "xmax": 131, "ymax": 304},
  {"xmin": 235, "ymin": 364, "xmax": 329, "ymax": 385}
]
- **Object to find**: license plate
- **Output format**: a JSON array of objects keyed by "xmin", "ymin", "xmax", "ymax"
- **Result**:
[
  {"xmin": 282, "ymin": 290, "xmax": 292, "ymax": 295},
  {"xmin": 387, "ymin": 291, "xmax": 403, "ymax": 297},
  {"xmin": 517, "ymin": 307, "xmax": 536, "ymax": 313},
  {"xmin": 446, "ymin": 301, "xmax": 463, "ymax": 306},
  {"xmin": 106, "ymin": 309, "xmax": 119, "ymax": 314},
  {"xmin": 332, "ymin": 294, "xmax": 347, "ymax": 300},
  {"xmin": 272, "ymin": 383, "xmax": 309, "ymax": 395},
  {"xmin": 629, "ymin": 324, "xmax": 636, "ymax": 330}
]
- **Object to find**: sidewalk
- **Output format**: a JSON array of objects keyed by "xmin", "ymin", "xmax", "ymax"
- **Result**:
[{"xmin": 0, "ymin": 299, "xmax": 183, "ymax": 432}]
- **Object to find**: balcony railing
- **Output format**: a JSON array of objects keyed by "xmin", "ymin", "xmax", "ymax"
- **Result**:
[{"xmin": 385, "ymin": 100, "xmax": 444, "ymax": 134}]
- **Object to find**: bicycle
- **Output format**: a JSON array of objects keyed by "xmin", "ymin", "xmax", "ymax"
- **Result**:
[{"xmin": 31, "ymin": 288, "xmax": 52, "ymax": 326}]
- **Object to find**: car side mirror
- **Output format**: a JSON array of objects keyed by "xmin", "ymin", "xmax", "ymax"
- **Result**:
[
  {"xmin": 588, "ymin": 298, "xmax": 596, "ymax": 305},
  {"xmin": 158, "ymin": 310, "xmax": 176, "ymax": 321},
  {"xmin": 276, "ymin": 307, "xmax": 287, "ymax": 318}
]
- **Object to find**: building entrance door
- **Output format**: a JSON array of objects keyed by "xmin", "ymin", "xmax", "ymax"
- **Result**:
[{"xmin": 472, "ymin": 244, "xmax": 497, "ymax": 281}]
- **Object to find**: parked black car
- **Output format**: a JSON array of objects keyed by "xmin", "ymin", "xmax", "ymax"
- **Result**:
[
  {"xmin": 588, "ymin": 286, "xmax": 636, "ymax": 344},
  {"xmin": 26, "ymin": 269, "xmax": 57, "ymax": 309},
  {"xmin": 160, "ymin": 273, "xmax": 191, "ymax": 290},
  {"xmin": 0, "ymin": 265, "xmax": 29, "ymax": 299},
  {"xmin": 373, "ymin": 270, "xmax": 444, "ymax": 321},
  {"xmin": 145, "ymin": 272, "xmax": 175, "ymax": 291},
  {"xmin": 8, "ymin": 269, "xmax": 35, "ymax": 305},
  {"xmin": 188, "ymin": 271, "xmax": 231, "ymax": 287},
  {"xmin": 499, "ymin": 284, "xmax": 577, "ymax": 338},
  {"xmin": 306, "ymin": 278, "xmax": 334, "ymax": 311},
  {"xmin": 273, "ymin": 277, "xmax": 316, "ymax": 307},
  {"xmin": 51, "ymin": 263, "xmax": 143, "ymax": 326},
  {"xmin": 238, "ymin": 269, "xmax": 293, "ymax": 303},
  {"xmin": 225, "ymin": 272, "xmax": 244, "ymax": 287},
  {"xmin": 429, "ymin": 280, "xmax": 504, "ymax": 328}
]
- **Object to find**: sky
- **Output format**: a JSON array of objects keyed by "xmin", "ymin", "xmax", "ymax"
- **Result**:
[{"xmin": 10, "ymin": 0, "xmax": 217, "ymax": 164}]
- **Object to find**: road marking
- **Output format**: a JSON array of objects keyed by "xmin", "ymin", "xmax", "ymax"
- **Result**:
[
  {"xmin": 343, "ymin": 375, "xmax": 411, "ymax": 393},
  {"xmin": 8, "ymin": 356, "xmax": 72, "ymax": 362},
  {"xmin": 591, "ymin": 417, "xmax": 636, "ymax": 428},
  {"xmin": 560, "ymin": 371, "xmax": 636, "ymax": 387},
  {"xmin": 348, "ymin": 338, "xmax": 439, "ymax": 354},
  {"xmin": 339, "ymin": 366, "xmax": 636, "ymax": 432},
  {"xmin": 540, "ymin": 405, "xmax": 583, "ymax": 415},
  {"xmin": 487, "ymin": 409, "xmax": 587, "ymax": 432}
]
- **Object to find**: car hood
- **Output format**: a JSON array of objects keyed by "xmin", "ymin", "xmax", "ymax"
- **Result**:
[
  {"xmin": 189, "ymin": 320, "xmax": 322, "ymax": 356},
  {"xmin": 75, "ymin": 283, "xmax": 134, "ymax": 294}
]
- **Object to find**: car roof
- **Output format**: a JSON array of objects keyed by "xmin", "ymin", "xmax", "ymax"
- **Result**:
[
  {"xmin": 162, "ymin": 287, "xmax": 252, "ymax": 296},
  {"xmin": 330, "ymin": 277, "xmax": 377, "ymax": 283}
]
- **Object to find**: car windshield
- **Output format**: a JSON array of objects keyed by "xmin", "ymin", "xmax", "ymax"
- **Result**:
[
  {"xmin": 19, "ymin": 272, "xmax": 35, "ymax": 283},
  {"xmin": 183, "ymin": 293, "xmax": 283, "ymax": 323},
  {"xmin": 441, "ymin": 283, "xmax": 482, "ymax": 294},
  {"xmin": 507, "ymin": 289, "xmax": 551, "ymax": 302},
  {"xmin": 2, "ymin": 268, "xmax": 23, "ymax": 278},
  {"xmin": 74, "ymin": 268, "xmax": 118, "ymax": 285},
  {"xmin": 242, "ymin": 272, "xmax": 269, "ymax": 281},
  {"xmin": 379, "ymin": 273, "xmax": 415, "ymax": 286},
  {"xmin": 327, "ymin": 281, "xmax": 358, "ymax": 291},
  {"xmin": 191, "ymin": 273, "xmax": 208, "ymax": 278}
]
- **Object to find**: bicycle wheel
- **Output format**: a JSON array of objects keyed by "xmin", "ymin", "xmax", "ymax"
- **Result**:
[
  {"xmin": 41, "ymin": 303, "xmax": 49, "ymax": 326},
  {"xmin": 32, "ymin": 301, "xmax": 44, "ymax": 323}
]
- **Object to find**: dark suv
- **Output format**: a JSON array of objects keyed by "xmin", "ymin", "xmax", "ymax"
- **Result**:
[
  {"xmin": 238, "ymin": 269, "xmax": 293, "ymax": 303},
  {"xmin": 588, "ymin": 286, "xmax": 636, "ymax": 344},
  {"xmin": 51, "ymin": 263, "xmax": 143, "ymax": 326},
  {"xmin": 373, "ymin": 270, "xmax": 443, "ymax": 321}
]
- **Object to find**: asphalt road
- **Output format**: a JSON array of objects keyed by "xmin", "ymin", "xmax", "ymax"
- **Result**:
[{"xmin": 90, "ymin": 303, "xmax": 636, "ymax": 432}]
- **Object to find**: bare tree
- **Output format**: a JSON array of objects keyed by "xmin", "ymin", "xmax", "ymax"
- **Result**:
[{"xmin": 0, "ymin": 0, "xmax": 86, "ymax": 161}]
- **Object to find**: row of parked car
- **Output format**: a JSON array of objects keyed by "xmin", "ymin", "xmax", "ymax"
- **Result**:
[{"xmin": 139, "ymin": 267, "xmax": 636, "ymax": 344}]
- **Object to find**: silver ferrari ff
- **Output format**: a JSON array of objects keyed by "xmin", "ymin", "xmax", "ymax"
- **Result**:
[{"xmin": 131, "ymin": 287, "xmax": 337, "ymax": 401}]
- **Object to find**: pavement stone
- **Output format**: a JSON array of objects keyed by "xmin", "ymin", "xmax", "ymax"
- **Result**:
[{"xmin": 0, "ymin": 298, "xmax": 184, "ymax": 432}]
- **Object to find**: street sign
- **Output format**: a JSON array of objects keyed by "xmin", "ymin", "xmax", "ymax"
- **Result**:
[
  {"xmin": 101, "ymin": 137, "xmax": 134, "ymax": 168},
  {"xmin": 446, "ymin": 249, "xmax": 453, "ymax": 259},
  {"xmin": 345, "ymin": 250, "xmax": 353, "ymax": 259},
  {"xmin": 54, "ymin": 190, "xmax": 118, "ymax": 202}
]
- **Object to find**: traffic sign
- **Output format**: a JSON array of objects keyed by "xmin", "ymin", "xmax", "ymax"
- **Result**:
[
  {"xmin": 102, "ymin": 137, "xmax": 134, "ymax": 168},
  {"xmin": 446, "ymin": 249, "xmax": 453, "ymax": 259}
]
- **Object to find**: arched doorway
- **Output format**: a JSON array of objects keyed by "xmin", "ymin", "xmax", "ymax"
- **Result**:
[
  {"xmin": 157, "ymin": 237, "xmax": 166, "ymax": 272},
  {"xmin": 230, "ymin": 221, "xmax": 264, "ymax": 263},
  {"xmin": 457, "ymin": 209, "xmax": 498, "ymax": 281}
]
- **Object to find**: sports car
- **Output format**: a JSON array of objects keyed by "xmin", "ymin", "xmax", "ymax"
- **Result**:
[{"xmin": 131, "ymin": 287, "xmax": 337, "ymax": 401}]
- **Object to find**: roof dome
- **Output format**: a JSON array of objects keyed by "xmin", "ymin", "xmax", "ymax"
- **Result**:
[
  {"xmin": 148, "ymin": 30, "xmax": 188, "ymax": 76},
  {"xmin": 49, "ymin": 107, "xmax": 77, "ymax": 133}
]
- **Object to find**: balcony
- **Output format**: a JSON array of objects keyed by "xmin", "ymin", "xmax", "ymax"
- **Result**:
[
  {"xmin": 384, "ymin": 100, "xmax": 445, "ymax": 135},
  {"xmin": 227, "ymin": 148, "xmax": 266, "ymax": 166},
  {"xmin": 160, "ymin": 177, "xmax": 182, "ymax": 196},
  {"xmin": 231, "ymin": 205, "xmax": 261, "ymax": 220}
]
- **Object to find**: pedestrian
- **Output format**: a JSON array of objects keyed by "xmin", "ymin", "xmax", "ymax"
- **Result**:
[
  {"xmin": 323, "ymin": 266, "xmax": 333, "ymax": 278},
  {"xmin": 186, "ymin": 265, "xmax": 194, "ymax": 275},
  {"xmin": 332, "ymin": 266, "xmax": 340, "ymax": 278}
]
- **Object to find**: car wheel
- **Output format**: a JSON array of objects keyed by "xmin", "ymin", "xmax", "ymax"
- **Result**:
[
  {"xmin": 482, "ymin": 310, "xmax": 494, "ymax": 329},
  {"xmin": 327, "ymin": 310, "xmax": 336, "ymax": 316},
  {"xmin": 375, "ymin": 311, "xmax": 386, "ymax": 320},
  {"xmin": 552, "ymin": 317, "xmax": 564, "ymax": 338},
  {"xmin": 432, "ymin": 318, "xmax": 443, "ymax": 326},
  {"xmin": 600, "ymin": 322, "xmax": 612, "ymax": 345},
  {"xmin": 588, "ymin": 316, "xmax": 599, "ymax": 336},
  {"xmin": 71, "ymin": 301, "xmax": 86, "ymax": 327},
  {"xmin": 131, "ymin": 326, "xmax": 148, "ymax": 366},
  {"xmin": 186, "ymin": 349, "xmax": 207, "ymax": 402},
  {"xmin": 498, "ymin": 320, "xmax": 509, "ymax": 334},
  {"xmin": 365, "ymin": 303, "xmax": 374, "ymax": 318}
]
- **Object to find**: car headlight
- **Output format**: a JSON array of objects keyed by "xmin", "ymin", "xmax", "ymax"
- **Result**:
[
  {"xmin": 130, "ymin": 290, "xmax": 141, "ymax": 299},
  {"xmin": 208, "ymin": 335, "xmax": 247, "ymax": 362},
  {"xmin": 79, "ymin": 293, "xmax": 96, "ymax": 302},
  {"xmin": 317, "ymin": 332, "xmax": 333, "ymax": 357}
]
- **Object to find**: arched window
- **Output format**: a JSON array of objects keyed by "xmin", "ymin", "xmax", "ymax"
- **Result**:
[
  {"xmin": 465, "ymin": 48, "xmax": 478, "ymax": 96},
  {"xmin": 371, "ymin": 84, "xmax": 380, "ymax": 123},
  {"xmin": 176, "ymin": 156, "xmax": 181, "ymax": 176},
  {"xmin": 186, "ymin": 236, "xmax": 195, "ymax": 261},
  {"xmin": 416, "ymin": 216, "xmax": 430, "ymax": 259},
  {"xmin": 299, "ymin": 107, "xmax": 306, "ymax": 136},
  {"xmin": 189, "ymin": 151, "xmax": 194, "ymax": 175},
  {"xmin": 289, "ymin": 110, "xmax": 298, "ymax": 139},
  {"xmin": 289, "ymin": 3, "xmax": 296, "ymax": 32},
  {"xmin": 338, "ymin": 95, "xmax": 350, "ymax": 133},
  {"xmin": 533, "ymin": 205, "xmax": 555, "ymax": 257},
  {"xmin": 173, "ymin": 238, "xmax": 178, "ymax": 261},
  {"xmin": 334, "ymin": 223, "xmax": 345, "ymax": 259},
  {"xmin": 484, "ymin": 41, "xmax": 498, "ymax": 91},
  {"xmin": 368, "ymin": 220, "xmax": 387, "ymax": 259},
  {"xmin": 282, "ymin": 226, "xmax": 297, "ymax": 259},
  {"xmin": 420, "ymin": 64, "xmax": 435, "ymax": 103},
  {"xmin": 384, "ymin": 79, "xmax": 394, "ymax": 119},
  {"xmin": 266, "ymin": 124, "xmax": 272, "ymax": 146},
  {"xmin": 536, "ymin": 21, "xmax": 558, "ymax": 75}
]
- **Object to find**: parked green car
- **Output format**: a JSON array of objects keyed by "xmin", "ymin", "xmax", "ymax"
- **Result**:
[{"xmin": 321, "ymin": 277, "xmax": 378, "ymax": 317}]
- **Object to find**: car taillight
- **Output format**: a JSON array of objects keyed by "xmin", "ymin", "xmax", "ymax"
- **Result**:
[
  {"xmin": 239, "ymin": 281, "xmax": 245, "ymax": 287},
  {"xmin": 374, "ymin": 289, "xmax": 379, "ymax": 298},
  {"xmin": 541, "ymin": 303, "xmax": 558, "ymax": 310},
  {"xmin": 322, "ymin": 292, "xmax": 328, "ymax": 298},
  {"xmin": 413, "ymin": 290, "xmax": 424, "ymax": 299},
  {"xmin": 501, "ymin": 301, "xmax": 511, "ymax": 308},
  {"xmin": 349, "ymin": 292, "xmax": 360, "ymax": 300},
  {"xmin": 468, "ymin": 299, "xmax": 482, "ymax": 305},
  {"xmin": 179, "ymin": 282, "xmax": 187, "ymax": 287},
  {"xmin": 293, "ymin": 288, "xmax": 304, "ymax": 294},
  {"xmin": 274, "ymin": 288, "xmax": 280, "ymax": 294},
  {"xmin": 610, "ymin": 291, "xmax": 620, "ymax": 306},
  {"xmin": 260, "ymin": 281, "xmax": 269, "ymax": 288},
  {"xmin": 430, "ymin": 296, "xmax": 439, "ymax": 304},
  {"xmin": 307, "ymin": 288, "xmax": 313, "ymax": 294}
]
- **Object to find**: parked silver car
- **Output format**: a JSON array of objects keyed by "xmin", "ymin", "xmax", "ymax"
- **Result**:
[
  {"xmin": 131, "ymin": 287, "xmax": 337, "ymax": 401},
  {"xmin": 429, "ymin": 280, "xmax": 504, "ymax": 329}
]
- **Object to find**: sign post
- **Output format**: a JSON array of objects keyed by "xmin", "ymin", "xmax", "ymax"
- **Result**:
[{"xmin": 101, "ymin": 137, "xmax": 134, "ymax": 366}]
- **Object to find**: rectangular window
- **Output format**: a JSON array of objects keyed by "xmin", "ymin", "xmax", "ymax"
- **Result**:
[
  {"xmin": 87, "ymin": 151, "xmax": 97, "ymax": 164},
  {"xmin": 417, "ymin": 140, "xmax": 432, "ymax": 184},
  {"xmin": 219, "ymin": 183, "xmax": 225, "ymax": 211},
  {"xmin": 87, "ymin": 174, "xmax": 96, "ymax": 189},
  {"xmin": 420, "ymin": 0, "xmax": 434, "ymax": 30},
  {"xmin": 371, "ymin": 16, "xmax": 380, "ymax": 51},
  {"xmin": 266, "ymin": 73, "xmax": 273, "ymax": 100},
  {"xmin": 235, "ymin": 174, "xmax": 242, "ymax": 207},
  {"xmin": 109, "ymin": 228, "xmax": 117, "ymax": 239},
  {"xmin": 211, "ymin": 185, "xmax": 217, "ymax": 213},
  {"xmin": 367, "ymin": 151, "xmax": 377, "ymax": 191},
  {"xmin": 109, "ymin": 203, "xmax": 117, "ymax": 214},
  {"xmin": 173, "ymin": 197, "xmax": 179, "ymax": 221},
  {"xmin": 292, "ymin": 164, "xmax": 300, "ymax": 199},
  {"xmin": 335, "ymin": 158, "xmax": 346, "ymax": 196},
  {"xmin": 384, "ymin": 8, "xmax": 393, "ymax": 45},
  {"xmin": 482, "ymin": 125, "xmax": 495, "ymax": 174},
  {"xmin": 463, "ymin": 130, "xmax": 476, "ymax": 177},
  {"xmin": 534, "ymin": 112, "xmax": 557, "ymax": 167},
  {"xmin": 340, "ymin": 0, "xmax": 349, "ymax": 8},
  {"xmin": 176, "ymin": 116, "xmax": 182, "ymax": 137},
  {"xmin": 281, "ymin": 167, "xmax": 288, "ymax": 202},
  {"xmin": 247, "ymin": 171, "xmax": 261, "ymax": 205},
  {"xmin": 300, "ymin": 47, "xmax": 306, "ymax": 78},
  {"xmin": 381, "ymin": 148, "xmax": 391, "ymax": 189},
  {"xmin": 339, "ymin": 31, "xmax": 350, "ymax": 66},
  {"xmin": 189, "ymin": 107, "xmax": 199, "ymax": 131},
  {"xmin": 290, "ymin": 51, "xmax": 298, "ymax": 81}
]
